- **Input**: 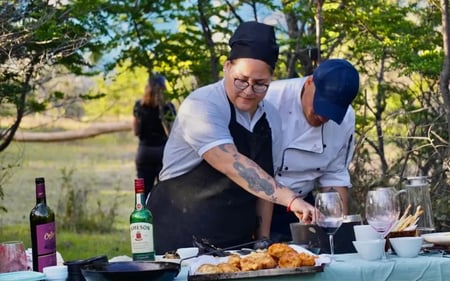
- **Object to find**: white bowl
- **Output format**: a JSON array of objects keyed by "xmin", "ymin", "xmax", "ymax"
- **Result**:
[
  {"xmin": 176, "ymin": 247, "xmax": 199, "ymax": 260},
  {"xmin": 389, "ymin": 236, "xmax": 423, "ymax": 258},
  {"xmin": 352, "ymin": 239, "xmax": 385, "ymax": 261},
  {"xmin": 43, "ymin": 265, "xmax": 68, "ymax": 281},
  {"xmin": 353, "ymin": 225, "xmax": 380, "ymax": 241}
]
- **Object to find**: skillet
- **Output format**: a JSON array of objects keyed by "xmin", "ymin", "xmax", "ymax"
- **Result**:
[{"xmin": 81, "ymin": 261, "xmax": 180, "ymax": 281}]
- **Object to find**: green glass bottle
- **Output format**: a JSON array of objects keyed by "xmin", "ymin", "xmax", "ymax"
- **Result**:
[
  {"xmin": 130, "ymin": 178, "xmax": 155, "ymax": 260},
  {"xmin": 29, "ymin": 177, "xmax": 57, "ymax": 272}
]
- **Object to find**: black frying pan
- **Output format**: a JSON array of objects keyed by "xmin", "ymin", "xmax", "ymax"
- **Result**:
[{"xmin": 81, "ymin": 261, "xmax": 180, "ymax": 281}]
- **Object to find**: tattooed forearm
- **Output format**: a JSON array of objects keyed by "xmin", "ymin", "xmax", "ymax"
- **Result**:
[{"xmin": 233, "ymin": 161, "xmax": 274, "ymax": 196}]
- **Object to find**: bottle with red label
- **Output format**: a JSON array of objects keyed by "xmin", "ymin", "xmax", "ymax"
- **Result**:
[
  {"xmin": 29, "ymin": 177, "xmax": 57, "ymax": 272},
  {"xmin": 130, "ymin": 178, "xmax": 155, "ymax": 260}
]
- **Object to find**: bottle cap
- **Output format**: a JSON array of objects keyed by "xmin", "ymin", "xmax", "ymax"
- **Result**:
[
  {"xmin": 134, "ymin": 178, "xmax": 145, "ymax": 193},
  {"xmin": 35, "ymin": 177, "xmax": 45, "ymax": 184}
]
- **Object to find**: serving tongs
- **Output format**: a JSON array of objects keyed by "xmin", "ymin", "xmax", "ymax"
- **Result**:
[{"xmin": 192, "ymin": 235, "xmax": 273, "ymax": 257}]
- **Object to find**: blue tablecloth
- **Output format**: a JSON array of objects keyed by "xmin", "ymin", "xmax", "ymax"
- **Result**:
[{"xmin": 175, "ymin": 253, "xmax": 450, "ymax": 281}]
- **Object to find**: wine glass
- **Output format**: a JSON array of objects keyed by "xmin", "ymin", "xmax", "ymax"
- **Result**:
[
  {"xmin": 315, "ymin": 191, "xmax": 344, "ymax": 259},
  {"xmin": 365, "ymin": 189, "xmax": 399, "ymax": 261},
  {"xmin": 0, "ymin": 241, "xmax": 28, "ymax": 273}
]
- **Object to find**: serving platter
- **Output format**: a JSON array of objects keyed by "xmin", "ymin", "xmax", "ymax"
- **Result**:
[
  {"xmin": 187, "ymin": 244, "xmax": 328, "ymax": 281},
  {"xmin": 421, "ymin": 232, "xmax": 450, "ymax": 246},
  {"xmin": 188, "ymin": 265, "xmax": 324, "ymax": 281}
]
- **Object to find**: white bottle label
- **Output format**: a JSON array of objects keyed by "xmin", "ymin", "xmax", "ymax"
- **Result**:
[{"xmin": 130, "ymin": 222, "xmax": 154, "ymax": 254}]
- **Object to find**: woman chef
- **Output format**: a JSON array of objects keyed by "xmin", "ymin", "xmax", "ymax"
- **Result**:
[{"xmin": 147, "ymin": 21, "xmax": 316, "ymax": 254}]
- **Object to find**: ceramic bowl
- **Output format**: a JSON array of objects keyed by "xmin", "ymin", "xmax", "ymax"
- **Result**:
[
  {"xmin": 352, "ymin": 239, "xmax": 385, "ymax": 261},
  {"xmin": 389, "ymin": 236, "xmax": 423, "ymax": 258},
  {"xmin": 353, "ymin": 225, "xmax": 380, "ymax": 241},
  {"xmin": 43, "ymin": 265, "xmax": 68, "ymax": 281},
  {"xmin": 176, "ymin": 247, "xmax": 199, "ymax": 260}
]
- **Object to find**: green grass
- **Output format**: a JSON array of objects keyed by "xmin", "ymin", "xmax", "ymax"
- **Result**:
[
  {"xmin": 0, "ymin": 131, "xmax": 138, "ymax": 261},
  {"xmin": 0, "ymin": 224, "xmax": 131, "ymax": 261}
]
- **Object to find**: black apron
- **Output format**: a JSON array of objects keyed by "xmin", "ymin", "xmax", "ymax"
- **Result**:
[{"xmin": 147, "ymin": 99, "xmax": 274, "ymax": 254}]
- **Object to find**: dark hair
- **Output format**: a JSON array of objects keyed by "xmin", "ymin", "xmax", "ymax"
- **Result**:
[{"xmin": 141, "ymin": 74, "xmax": 166, "ymax": 107}]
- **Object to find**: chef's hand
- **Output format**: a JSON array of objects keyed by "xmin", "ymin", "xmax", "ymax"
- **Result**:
[{"xmin": 290, "ymin": 198, "xmax": 316, "ymax": 224}]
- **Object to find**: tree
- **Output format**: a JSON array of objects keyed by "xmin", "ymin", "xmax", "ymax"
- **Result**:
[
  {"xmin": 1, "ymin": 0, "xmax": 449, "ymax": 229},
  {"xmin": 0, "ymin": 0, "xmax": 104, "ymax": 152},
  {"xmin": 0, "ymin": 0, "xmax": 105, "ymax": 209}
]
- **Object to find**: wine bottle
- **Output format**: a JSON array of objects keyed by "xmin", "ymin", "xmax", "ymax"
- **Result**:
[
  {"xmin": 130, "ymin": 178, "xmax": 155, "ymax": 260},
  {"xmin": 30, "ymin": 177, "xmax": 57, "ymax": 272}
]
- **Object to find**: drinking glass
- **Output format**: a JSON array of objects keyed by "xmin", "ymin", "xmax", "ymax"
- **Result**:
[
  {"xmin": 365, "ymin": 189, "xmax": 399, "ymax": 260},
  {"xmin": 0, "ymin": 241, "xmax": 28, "ymax": 273},
  {"xmin": 315, "ymin": 191, "xmax": 344, "ymax": 259}
]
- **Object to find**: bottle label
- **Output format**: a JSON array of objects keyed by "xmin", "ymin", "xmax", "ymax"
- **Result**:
[
  {"xmin": 36, "ymin": 222, "xmax": 56, "ymax": 272},
  {"xmin": 36, "ymin": 183, "xmax": 46, "ymax": 199},
  {"xmin": 130, "ymin": 222, "xmax": 154, "ymax": 255}
]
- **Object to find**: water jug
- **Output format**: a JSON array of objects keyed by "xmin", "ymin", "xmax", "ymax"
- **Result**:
[{"xmin": 403, "ymin": 176, "xmax": 435, "ymax": 234}]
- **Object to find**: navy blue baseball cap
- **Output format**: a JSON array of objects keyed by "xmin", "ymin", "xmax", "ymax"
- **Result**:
[
  {"xmin": 148, "ymin": 74, "xmax": 166, "ymax": 88},
  {"xmin": 313, "ymin": 59, "xmax": 359, "ymax": 124}
]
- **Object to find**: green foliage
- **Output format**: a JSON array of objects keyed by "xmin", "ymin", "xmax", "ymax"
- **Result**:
[{"xmin": 57, "ymin": 167, "xmax": 122, "ymax": 233}]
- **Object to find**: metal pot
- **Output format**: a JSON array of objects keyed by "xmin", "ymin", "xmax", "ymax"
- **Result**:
[
  {"xmin": 81, "ymin": 261, "xmax": 180, "ymax": 281},
  {"xmin": 290, "ymin": 214, "xmax": 362, "ymax": 254}
]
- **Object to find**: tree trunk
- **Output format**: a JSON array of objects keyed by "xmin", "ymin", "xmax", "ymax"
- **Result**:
[
  {"xmin": 11, "ymin": 121, "xmax": 132, "ymax": 142},
  {"xmin": 440, "ymin": 0, "xmax": 450, "ymax": 152}
]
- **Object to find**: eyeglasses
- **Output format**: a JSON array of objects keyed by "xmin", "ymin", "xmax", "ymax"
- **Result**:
[{"xmin": 233, "ymin": 78, "xmax": 269, "ymax": 94}]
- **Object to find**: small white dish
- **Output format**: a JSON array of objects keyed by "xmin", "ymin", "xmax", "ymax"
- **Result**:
[
  {"xmin": 43, "ymin": 265, "xmax": 68, "ymax": 281},
  {"xmin": 176, "ymin": 247, "xmax": 199, "ymax": 260},
  {"xmin": 354, "ymin": 225, "xmax": 380, "ymax": 241},
  {"xmin": 389, "ymin": 236, "xmax": 423, "ymax": 258},
  {"xmin": 421, "ymin": 232, "xmax": 450, "ymax": 246},
  {"xmin": 352, "ymin": 239, "xmax": 385, "ymax": 261}
]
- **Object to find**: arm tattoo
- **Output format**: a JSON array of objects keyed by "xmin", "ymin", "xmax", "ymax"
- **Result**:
[
  {"xmin": 218, "ymin": 143, "xmax": 281, "ymax": 201},
  {"xmin": 233, "ymin": 162, "xmax": 275, "ymax": 196}
]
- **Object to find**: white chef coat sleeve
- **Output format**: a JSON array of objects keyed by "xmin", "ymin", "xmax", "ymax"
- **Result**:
[{"xmin": 177, "ymin": 92, "xmax": 233, "ymax": 157}]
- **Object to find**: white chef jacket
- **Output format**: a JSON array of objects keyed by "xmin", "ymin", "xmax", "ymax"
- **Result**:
[
  {"xmin": 265, "ymin": 77, "xmax": 355, "ymax": 197},
  {"xmin": 159, "ymin": 79, "xmax": 283, "ymax": 181}
]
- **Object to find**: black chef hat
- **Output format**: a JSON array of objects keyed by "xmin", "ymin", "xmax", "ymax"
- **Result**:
[{"xmin": 228, "ymin": 21, "xmax": 279, "ymax": 69}]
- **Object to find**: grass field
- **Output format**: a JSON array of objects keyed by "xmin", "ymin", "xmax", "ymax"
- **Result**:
[{"xmin": 0, "ymin": 130, "xmax": 138, "ymax": 261}]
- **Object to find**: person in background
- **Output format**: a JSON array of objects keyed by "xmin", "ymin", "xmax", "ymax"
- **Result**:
[
  {"xmin": 147, "ymin": 21, "xmax": 317, "ymax": 254},
  {"xmin": 133, "ymin": 74, "xmax": 176, "ymax": 198},
  {"xmin": 265, "ymin": 59, "xmax": 360, "ymax": 242}
]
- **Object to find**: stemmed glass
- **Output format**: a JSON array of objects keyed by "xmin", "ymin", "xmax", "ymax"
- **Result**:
[
  {"xmin": 0, "ymin": 241, "xmax": 28, "ymax": 273},
  {"xmin": 315, "ymin": 191, "xmax": 344, "ymax": 260},
  {"xmin": 365, "ymin": 188, "xmax": 400, "ymax": 261}
]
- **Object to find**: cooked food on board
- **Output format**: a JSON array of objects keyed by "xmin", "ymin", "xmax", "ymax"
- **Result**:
[
  {"xmin": 278, "ymin": 252, "xmax": 303, "ymax": 268},
  {"xmin": 195, "ymin": 243, "xmax": 318, "ymax": 274},
  {"xmin": 217, "ymin": 262, "xmax": 240, "ymax": 273},
  {"xmin": 197, "ymin": 263, "xmax": 224, "ymax": 274},
  {"xmin": 240, "ymin": 252, "xmax": 277, "ymax": 271},
  {"xmin": 267, "ymin": 243, "xmax": 296, "ymax": 259},
  {"xmin": 227, "ymin": 254, "xmax": 241, "ymax": 269}
]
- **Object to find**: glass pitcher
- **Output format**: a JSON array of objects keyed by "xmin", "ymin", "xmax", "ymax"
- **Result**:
[{"xmin": 403, "ymin": 176, "xmax": 435, "ymax": 234}]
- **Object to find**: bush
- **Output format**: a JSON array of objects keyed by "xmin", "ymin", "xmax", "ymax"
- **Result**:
[{"xmin": 57, "ymin": 168, "xmax": 122, "ymax": 233}]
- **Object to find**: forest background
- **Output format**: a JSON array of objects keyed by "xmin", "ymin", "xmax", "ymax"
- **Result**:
[{"xmin": 1, "ymin": 0, "xmax": 450, "ymax": 259}]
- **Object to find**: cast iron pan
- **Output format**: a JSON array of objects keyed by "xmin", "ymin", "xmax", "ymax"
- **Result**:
[{"xmin": 81, "ymin": 261, "xmax": 180, "ymax": 281}]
